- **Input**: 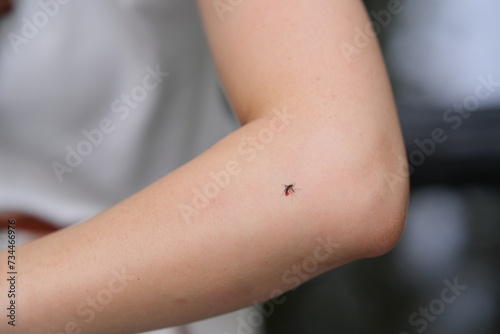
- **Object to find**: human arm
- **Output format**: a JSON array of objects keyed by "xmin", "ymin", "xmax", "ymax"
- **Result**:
[{"xmin": 0, "ymin": 1, "xmax": 408, "ymax": 333}]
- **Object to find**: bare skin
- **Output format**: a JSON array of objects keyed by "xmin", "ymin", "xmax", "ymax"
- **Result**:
[{"xmin": 0, "ymin": 1, "xmax": 409, "ymax": 333}]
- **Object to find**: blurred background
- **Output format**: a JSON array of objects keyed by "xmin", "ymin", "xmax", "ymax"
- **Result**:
[
  {"xmin": 1, "ymin": 0, "xmax": 499, "ymax": 333},
  {"xmin": 267, "ymin": 0, "xmax": 500, "ymax": 333}
]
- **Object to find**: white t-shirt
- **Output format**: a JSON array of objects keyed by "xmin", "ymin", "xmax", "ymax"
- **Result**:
[
  {"xmin": 0, "ymin": 0, "xmax": 236, "ymax": 225},
  {"xmin": 0, "ymin": 1, "xmax": 261, "ymax": 333}
]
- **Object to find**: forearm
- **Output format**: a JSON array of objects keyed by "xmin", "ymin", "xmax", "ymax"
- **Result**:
[{"xmin": 0, "ymin": 105, "xmax": 406, "ymax": 333}]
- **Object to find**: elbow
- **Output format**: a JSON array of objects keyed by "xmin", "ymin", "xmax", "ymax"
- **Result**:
[
  {"xmin": 362, "ymin": 177, "xmax": 409, "ymax": 258},
  {"xmin": 352, "ymin": 144, "xmax": 410, "ymax": 259},
  {"xmin": 308, "ymin": 129, "xmax": 410, "ymax": 260}
]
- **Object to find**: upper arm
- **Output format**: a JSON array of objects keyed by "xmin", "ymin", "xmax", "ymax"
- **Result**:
[{"xmin": 197, "ymin": 0, "xmax": 392, "ymax": 125}]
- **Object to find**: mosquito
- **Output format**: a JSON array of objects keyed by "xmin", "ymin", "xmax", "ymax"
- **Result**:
[{"xmin": 282, "ymin": 183, "xmax": 300, "ymax": 197}]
